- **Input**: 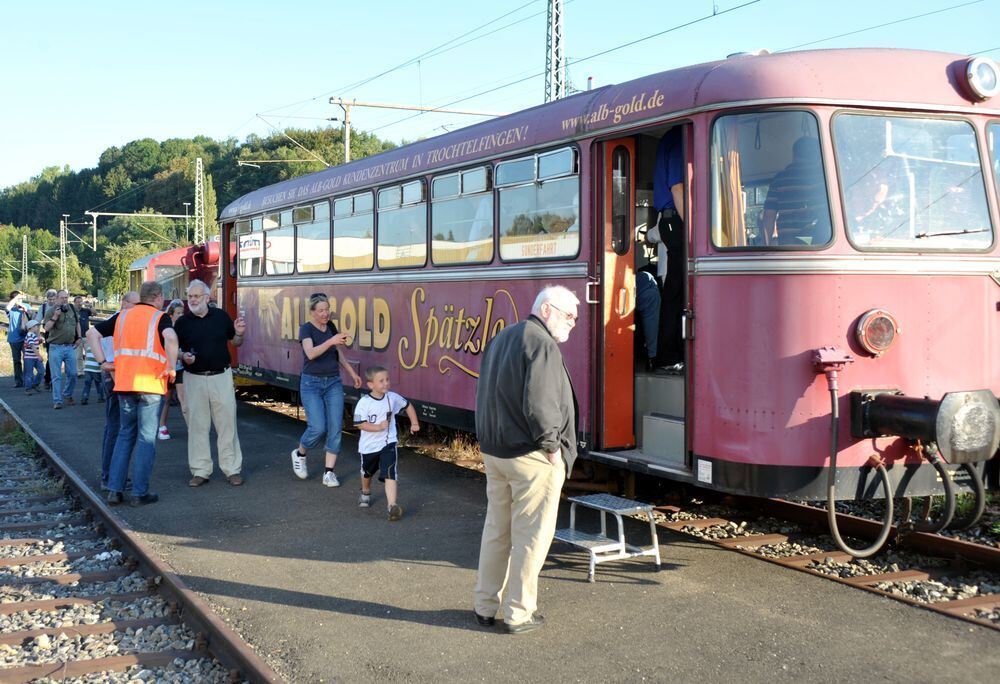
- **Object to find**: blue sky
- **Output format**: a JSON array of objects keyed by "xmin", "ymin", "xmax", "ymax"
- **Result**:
[{"xmin": 1, "ymin": 0, "xmax": 997, "ymax": 191}]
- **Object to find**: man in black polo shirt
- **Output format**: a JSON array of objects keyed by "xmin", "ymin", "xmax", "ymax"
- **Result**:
[{"xmin": 174, "ymin": 279, "xmax": 246, "ymax": 487}]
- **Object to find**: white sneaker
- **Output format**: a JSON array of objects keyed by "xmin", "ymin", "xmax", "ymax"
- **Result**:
[
  {"xmin": 359, "ymin": 492, "xmax": 371, "ymax": 508},
  {"xmin": 291, "ymin": 449, "xmax": 308, "ymax": 479},
  {"xmin": 322, "ymin": 471, "xmax": 340, "ymax": 488},
  {"xmin": 157, "ymin": 426, "xmax": 171, "ymax": 441}
]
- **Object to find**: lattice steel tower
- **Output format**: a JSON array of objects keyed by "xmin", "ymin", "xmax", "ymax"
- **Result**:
[
  {"xmin": 21, "ymin": 235, "xmax": 27, "ymax": 289},
  {"xmin": 193, "ymin": 157, "xmax": 207, "ymax": 244},
  {"xmin": 544, "ymin": 0, "xmax": 565, "ymax": 102}
]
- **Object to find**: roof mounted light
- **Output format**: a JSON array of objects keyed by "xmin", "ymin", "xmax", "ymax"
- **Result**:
[
  {"xmin": 856, "ymin": 309, "xmax": 899, "ymax": 357},
  {"xmin": 966, "ymin": 57, "xmax": 1000, "ymax": 101}
]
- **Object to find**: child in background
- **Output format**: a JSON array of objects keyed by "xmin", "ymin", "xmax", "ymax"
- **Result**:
[
  {"xmin": 22, "ymin": 320, "xmax": 44, "ymax": 394},
  {"xmin": 80, "ymin": 345, "xmax": 106, "ymax": 404},
  {"xmin": 353, "ymin": 366, "xmax": 420, "ymax": 521}
]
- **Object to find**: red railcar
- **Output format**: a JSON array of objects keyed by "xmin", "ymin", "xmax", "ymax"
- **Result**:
[
  {"xmin": 219, "ymin": 49, "xmax": 1000, "ymax": 554},
  {"xmin": 128, "ymin": 241, "xmax": 221, "ymax": 301}
]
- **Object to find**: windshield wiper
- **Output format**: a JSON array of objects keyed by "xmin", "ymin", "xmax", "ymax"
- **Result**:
[{"xmin": 914, "ymin": 228, "xmax": 990, "ymax": 239}]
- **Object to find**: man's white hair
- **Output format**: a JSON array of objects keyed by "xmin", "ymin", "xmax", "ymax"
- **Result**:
[
  {"xmin": 531, "ymin": 285, "xmax": 580, "ymax": 316},
  {"xmin": 186, "ymin": 279, "xmax": 210, "ymax": 296}
]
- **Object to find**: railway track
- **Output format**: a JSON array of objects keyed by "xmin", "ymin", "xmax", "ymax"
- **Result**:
[
  {"xmin": 0, "ymin": 400, "xmax": 281, "ymax": 683},
  {"xmin": 635, "ymin": 495, "xmax": 1000, "ymax": 632}
]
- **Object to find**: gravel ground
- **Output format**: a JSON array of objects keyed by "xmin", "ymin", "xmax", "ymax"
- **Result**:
[
  {"xmin": 0, "ymin": 550, "xmax": 127, "ymax": 582},
  {"xmin": 872, "ymin": 572, "xmax": 1000, "ymax": 604},
  {"xmin": 0, "ymin": 496, "xmax": 72, "ymax": 512},
  {"xmin": 0, "ymin": 537, "xmax": 113, "ymax": 559},
  {"xmin": 738, "ymin": 541, "xmax": 825, "ymax": 558},
  {"xmin": 0, "ymin": 510, "xmax": 81, "ymax": 525},
  {"xmin": 0, "ymin": 571, "xmax": 150, "ymax": 603},
  {"xmin": 973, "ymin": 607, "xmax": 1000, "ymax": 625},
  {"xmin": 1, "ymin": 623, "xmax": 197, "ymax": 666},
  {"xmin": 808, "ymin": 551, "xmax": 951, "ymax": 578},
  {"xmin": 3, "ymin": 596, "xmax": 172, "ymax": 633},
  {"xmin": 1, "ymin": 523, "xmax": 98, "ymax": 541},
  {"xmin": 29, "ymin": 657, "xmax": 241, "ymax": 683},
  {"xmin": 807, "ymin": 497, "xmax": 1000, "ymax": 548}
]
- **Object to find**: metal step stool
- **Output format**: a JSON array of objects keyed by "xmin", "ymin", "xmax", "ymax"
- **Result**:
[{"xmin": 552, "ymin": 493, "xmax": 661, "ymax": 582}]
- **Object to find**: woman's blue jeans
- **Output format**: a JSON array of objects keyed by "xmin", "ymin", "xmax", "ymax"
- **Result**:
[{"xmin": 299, "ymin": 372, "xmax": 344, "ymax": 454}]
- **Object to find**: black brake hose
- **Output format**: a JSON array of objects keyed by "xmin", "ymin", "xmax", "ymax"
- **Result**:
[
  {"xmin": 909, "ymin": 453, "xmax": 955, "ymax": 533},
  {"xmin": 946, "ymin": 463, "xmax": 985, "ymax": 531},
  {"xmin": 826, "ymin": 388, "xmax": 894, "ymax": 558}
]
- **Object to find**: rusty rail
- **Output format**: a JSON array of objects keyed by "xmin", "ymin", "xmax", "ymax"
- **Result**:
[{"xmin": 0, "ymin": 397, "xmax": 283, "ymax": 683}]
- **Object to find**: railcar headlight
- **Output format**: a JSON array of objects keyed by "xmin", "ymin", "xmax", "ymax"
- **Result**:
[
  {"xmin": 966, "ymin": 57, "xmax": 1000, "ymax": 101},
  {"xmin": 856, "ymin": 309, "xmax": 898, "ymax": 357}
]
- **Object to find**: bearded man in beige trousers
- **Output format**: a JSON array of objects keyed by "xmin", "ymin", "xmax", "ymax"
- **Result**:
[{"xmin": 473, "ymin": 285, "xmax": 580, "ymax": 634}]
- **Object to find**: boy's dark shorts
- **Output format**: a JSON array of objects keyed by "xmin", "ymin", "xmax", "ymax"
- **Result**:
[{"xmin": 360, "ymin": 442, "xmax": 398, "ymax": 482}]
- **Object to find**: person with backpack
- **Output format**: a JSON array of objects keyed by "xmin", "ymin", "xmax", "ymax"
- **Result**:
[{"xmin": 5, "ymin": 290, "xmax": 31, "ymax": 388}]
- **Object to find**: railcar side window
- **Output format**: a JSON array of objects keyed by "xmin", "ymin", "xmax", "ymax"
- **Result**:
[
  {"xmin": 711, "ymin": 111, "xmax": 832, "ymax": 249},
  {"xmin": 377, "ymin": 181, "xmax": 427, "ymax": 269},
  {"xmin": 333, "ymin": 192, "xmax": 374, "ymax": 271},
  {"xmin": 834, "ymin": 114, "xmax": 993, "ymax": 250},
  {"xmin": 431, "ymin": 166, "xmax": 494, "ymax": 265},
  {"xmin": 264, "ymin": 210, "xmax": 294, "ymax": 275},
  {"xmin": 497, "ymin": 147, "xmax": 580, "ymax": 261},
  {"xmin": 989, "ymin": 123, "xmax": 1000, "ymax": 200},
  {"xmin": 296, "ymin": 201, "xmax": 330, "ymax": 273},
  {"xmin": 238, "ymin": 216, "xmax": 263, "ymax": 277}
]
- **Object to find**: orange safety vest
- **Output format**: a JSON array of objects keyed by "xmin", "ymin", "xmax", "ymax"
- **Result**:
[{"xmin": 112, "ymin": 305, "xmax": 169, "ymax": 395}]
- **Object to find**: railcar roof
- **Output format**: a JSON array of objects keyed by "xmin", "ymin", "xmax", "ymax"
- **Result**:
[
  {"xmin": 221, "ymin": 48, "xmax": 985, "ymax": 220},
  {"xmin": 127, "ymin": 245, "xmax": 191, "ymax": 271}
]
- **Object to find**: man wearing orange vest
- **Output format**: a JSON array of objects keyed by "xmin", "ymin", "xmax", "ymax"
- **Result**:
[{"xmin": 86, "ymin": 281, "xmax": 179, "ymax": 506}]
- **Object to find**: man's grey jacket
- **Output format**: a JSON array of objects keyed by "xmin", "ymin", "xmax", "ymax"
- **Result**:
[{"xmin": 475, "ymin": 315, "xmax": 579, "ymax": 476}]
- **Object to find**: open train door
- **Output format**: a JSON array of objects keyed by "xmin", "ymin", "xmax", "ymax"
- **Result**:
[
  {"xmin": 599, "ymin": 138, "xmax": 636, "ymax": 449},
  {"xmin": 220, "ymin": 221, "xmax": 239, "ymax": 366}
]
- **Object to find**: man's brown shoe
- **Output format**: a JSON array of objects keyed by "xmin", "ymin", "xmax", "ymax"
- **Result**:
[
  {"xmin": 188, "ymin": 476, "xmax": 209, "ymax": 487},
  {"xmin": 227, "ymin": 474, "xmax": 244, "ymax": 486}
]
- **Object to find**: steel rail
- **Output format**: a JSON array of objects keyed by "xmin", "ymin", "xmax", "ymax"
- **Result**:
[
  {"xmin": 0, "ymin": 397, "xmax": 283, "ymax": 683},
  {"xmin": 650, "ymin": 496, "xmax": 1000, "ymax": 632}
]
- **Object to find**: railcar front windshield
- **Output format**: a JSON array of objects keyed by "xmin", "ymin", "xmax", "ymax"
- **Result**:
[{"xmin": 833, "ymin": 114, "xmax": 993, "ymax": 251}]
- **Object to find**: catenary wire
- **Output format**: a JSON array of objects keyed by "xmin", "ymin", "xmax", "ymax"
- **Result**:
[{"xmin": 367, "ymin": 0, "xmax": 763, "ymax": 134}]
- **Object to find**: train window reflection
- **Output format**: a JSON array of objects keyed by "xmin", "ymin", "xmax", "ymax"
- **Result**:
[
  {"xmin": 264, "ymin": 225, "xmax": 294, "ymax": 275},
  {"xmin": 314, "ymin": 201, "xmax": 329, "ymax": 221},
  {"xmin": 538, "ymin": 148, "xmax": 576, "ymax": 180},
  {"xmin": 296, "ymin": 219, "xmax": 329, "ymax": 274},
  {"xmin": 989, "ymin": 123, "xmax": 1000, "ymax": 200},
  {"xmin": 378, "ymin": 186, "xmax": 401, "ymax": 209},
  {"xmin": 499, "ymin": 177, "xmax": 580, "ymax": 261},
  {"xmin": 462, "ymin": 167, "xmax": 488, "ymax": 194},
  {"xmin": 834, "ymin": 114, "xmax": 993, "ymax": 251},
  {"xmin": 433, "ymin": 174, "xmax": 460, "ymax": 199},
  {"xmin": 293, "ymin": 205, "xmax": 313, "ymax": 223},
  {"xmin": 333, "ymin": 214, "xmax": 373, "ymax": 271},
  {"xmin": 712, "ymin": 111, "xmax": 831, "ymax": 249},
  {"xmin": 334, "ymin": 197, "xmax": 353, "ymax": 217},
  {"xmin": 496, "ymin": 157, "xmax": 534, "ymax": 187},
  {"xmin": 238, "ymin": 232, "xmax": 263, "ymax": 277},
  {"xmin": 378, "ymin": 203, "xmax": 426, "ymax": 269},
  {"xmin": 432, "ymin": 193, "xmax": 494, "ymax": 265}
]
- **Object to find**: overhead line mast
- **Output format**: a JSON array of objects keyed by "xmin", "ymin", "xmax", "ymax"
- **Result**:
[{"xmin": 544, "ymin": 0, "xmax": 565, "ymax": 102}]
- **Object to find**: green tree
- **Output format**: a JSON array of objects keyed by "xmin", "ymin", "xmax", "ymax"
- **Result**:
[{"xmin": 104, "ymin": 240, "xmax": 155, "ymax": 297}]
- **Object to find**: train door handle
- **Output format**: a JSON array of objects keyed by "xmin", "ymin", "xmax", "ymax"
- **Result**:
[
  {"xmin": 618, "ymin": 288, "xmax": 628, "ymax": 315},
  {"xmin": 681, "ymin": 309, "xmax": 694, "ymax": 340},
  {"xmin": 586, "ymin": 280, "xmax": 599, "ymax": 305}
]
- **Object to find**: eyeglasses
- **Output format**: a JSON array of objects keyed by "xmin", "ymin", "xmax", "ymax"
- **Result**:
[
  {"xmin": 547, "ymin": 303, "xmax": 578, "ymax": 322},
  {"xmin": 309, "ymin": 293, "xmax": 329, "ymax": 302}
]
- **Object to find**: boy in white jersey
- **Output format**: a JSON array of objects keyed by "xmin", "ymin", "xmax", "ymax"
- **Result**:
[{"xmin": 353, "ymin": 366, "xmax": 420, "ymax": 520}]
